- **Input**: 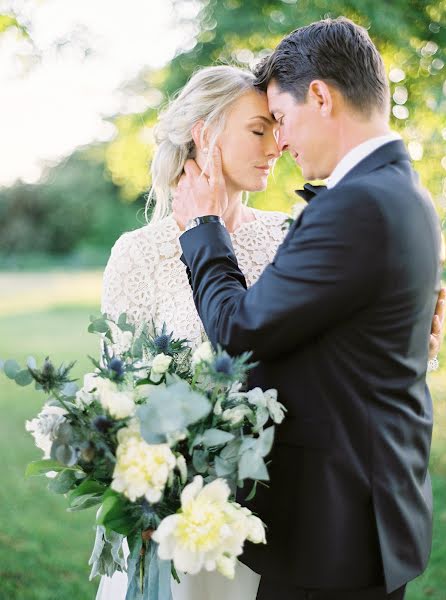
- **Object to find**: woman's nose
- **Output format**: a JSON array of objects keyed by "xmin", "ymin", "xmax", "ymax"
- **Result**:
[{"xmin": 266, "ymin": 135, "xmax": 281, "ymax": 159}]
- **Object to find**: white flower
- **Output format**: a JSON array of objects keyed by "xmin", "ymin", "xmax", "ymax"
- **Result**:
[
  {"xmin": 107, "ymin": 322, "xmax": 134, "ymax": 354},
  {"xmin": 74, "ymin": 372, "xmax": 99, "ymax": 408},
  {"xmin": 151, "ymin": 353, "xmax": 173, "ymax": 375},
  {"xmin": 245, "ymin": 387, "xmax": 267, "ymax": 408},
  {"xmin": 191, "ymin": 341, "xmax": 214, "ymax": 367},
  {"xmin": 152, "ymin": 475, "xmax": 266, "ymax": 578},
  {"xmin": 264, "ymin": 389, "xmax": 286, "ymax": 424},
  {"xmin": 176, "ymin": 454, "xmax": 188, "ymax": 484},
  {"xmin": 222, "ymin": 405, "xmax": 253, "ymax": 426},
  {"xmin": 25, "ymin": 404, "xmax": 68, "ymax": 458},
  {"xmin": 215, "ymin": 555, "xmax": 236, "ymax": 578},
  {"xmin": 213, "ymin": 397, "xmax": 224, "ymax": 416},
  {"xmin": 247, "ymin": 515, "xmax": 267, "ymax": 544},
  {"xmin": 97, "ymin": 379, "xmax": 136, "ymax": 419},
  {"xmin": 244, "ymin": 387, "xmax": 285, "ymax": 424},
  {"xmin": 166, "ymin": 429, "xmax": 187, "ymax": 446},
  {"xmin": 111, "ymin": 427, "xmax": 176, "ymax": 503},
  {"xmin": 134, "ymin": 383, "xmax": 158, "ymax": 401}
]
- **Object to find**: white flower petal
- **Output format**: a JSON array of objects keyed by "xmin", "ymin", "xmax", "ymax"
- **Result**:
[
  {"xmin": 173, "ymin": 546, "xmax": 203, "ymax": 575},
  {"xmin": 180, "ymin": 475, "xmax": 203, "ymax": 508},
  {"xmin": 199, "ymin": 478, "xmax": 230, "ymax": 505}
]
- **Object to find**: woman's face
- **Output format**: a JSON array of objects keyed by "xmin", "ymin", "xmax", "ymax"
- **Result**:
[{"xmin": 217, "ymin": 90, "xmax": 280, "ymax": 193}]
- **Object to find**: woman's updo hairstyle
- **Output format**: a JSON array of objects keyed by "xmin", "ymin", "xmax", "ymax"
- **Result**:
[{"xmin": 146, "ymin": 65, "xmax": 256, "ymax": 222}]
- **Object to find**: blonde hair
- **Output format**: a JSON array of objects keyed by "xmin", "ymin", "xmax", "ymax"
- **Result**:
[{"xmin": 145, "ymin": 65, "xmax": 257, "ymax": 223}]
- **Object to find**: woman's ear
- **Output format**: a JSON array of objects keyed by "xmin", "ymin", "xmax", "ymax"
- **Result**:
[{"xmin": 191, "ymin": 120, "xmax": 207, "ymax": 151}]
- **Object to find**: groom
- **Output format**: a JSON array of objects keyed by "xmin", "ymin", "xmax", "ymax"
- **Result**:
[{"xmin": 172, "ymin": 18, "xmax": 442, "ymax": 600}]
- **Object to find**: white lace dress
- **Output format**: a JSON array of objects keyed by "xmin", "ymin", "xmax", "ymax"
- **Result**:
[{"xmin": 95, "ymin": 208, "xmax": 288, "ymax": 600}]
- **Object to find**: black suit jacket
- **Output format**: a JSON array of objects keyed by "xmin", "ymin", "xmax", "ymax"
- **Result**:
[{"xmin": 180, "ymin": 141, "xmax": 442, "ymax": 593}]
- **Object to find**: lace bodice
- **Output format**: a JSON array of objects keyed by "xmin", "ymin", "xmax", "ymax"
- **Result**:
[{"xmin": 101, "ymin": 209, "xmax": 289, "ymax": 349}]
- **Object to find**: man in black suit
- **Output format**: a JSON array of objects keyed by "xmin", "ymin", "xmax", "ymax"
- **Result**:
[{"xmin": 172, "ymin": 17, "xmax": 443, "ymax": 600}]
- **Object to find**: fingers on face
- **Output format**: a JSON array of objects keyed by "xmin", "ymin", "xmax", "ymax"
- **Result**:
[
  {"xmin": 432, "ymin": 314, "xmax": 441, "ymax": 335},
  {"xmin": 184, "ymin": 159, "xmax": 201, "ymax": 179},
  {"xmin": 209, "ymin": 146, "xmax": 223, "ymax": 187}
]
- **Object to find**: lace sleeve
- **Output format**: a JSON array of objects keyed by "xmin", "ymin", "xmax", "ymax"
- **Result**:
[{"xmin": 101, "ymin": 228, "xmax": 159, "ymax": 326}]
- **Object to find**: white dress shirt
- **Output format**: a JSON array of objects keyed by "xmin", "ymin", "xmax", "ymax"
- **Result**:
[{"xmin": 326, "ymin": 132, "xmax": 401, "ymax": 189}]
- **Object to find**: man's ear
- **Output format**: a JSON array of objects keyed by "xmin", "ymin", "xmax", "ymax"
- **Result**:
[
  {"xmin": 191, "ymin": 120, "xmax": 207, "ymax": 150},
  {"xmin": 307, "ymin": 80, "xmax": 333, "ymax": 117}
]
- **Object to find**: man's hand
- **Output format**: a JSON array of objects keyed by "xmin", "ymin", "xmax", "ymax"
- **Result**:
[
  {"xmin": 172, "ymin": 147, "xmax": 228, "ymax": 230},
  {"xmin": 429, "ymin": 287, "xmax": 445, "ymax": 359}
]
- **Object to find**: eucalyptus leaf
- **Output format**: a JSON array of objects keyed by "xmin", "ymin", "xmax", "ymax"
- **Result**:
[
  {"xmin": 26, "ymin": 356, "xmax": 37, "ymax": 369},
  {"xmin": 238, "ymin": 437, "xmax": 257, "ymax": 454},
  {"xmin": 137, "ymin": 381, "xmax": 211, "ymax": 443},
  {"xmin": 201, "ymin": 428, "xmax": 234, "ymax": 447},
  {"xmin": 47, "ymin": 468, "xmax": 78, "ymax": 494},
  {"xmin": 3, "ymin": 359, "xmax": 20, "ymax": 379},
  {"xmin": 117, "ymin": 313, "xmax": 135, "ymax": 333},
  {"xmin": 55, "ymin": 422, "xmax": 74, "ymax": 444},
  {"xmin": 51, "ymin": 442, "xmax": 77, "ymax": 466},
  {"xmin": 258, "ymin": 426, "xmax": 275, "ymax": 457},
  {"xmin": 253, "ymin": 406, "xmax": 270, "ymax": 431},
  {"xmin": 219, "ymin": 439, "xmax": 242, "ymax": 462},
  {"xmin": 88, "ymin": 318, "xmax": 110, "ymax": 334},
  {"xmin": 214, "ymin": 455, "xmax": 236, "ymax": 477},
  {"xmin": 192, "ymin": 449, "xmax": 209, "ymax": 474},
  {"xmin": 14, "ymin": 369, "xmax": 34, "ymax": 386},
  {"xmin": 61, "ymin": 381, "xmax": 79, "ymax": 398},
  {"xmin": 165, "ymin": 373, "xmax": 182, "ymax": 386},
  {"xmin": 238, "ymin": 449, "xmax": 269, "ymax": 481},
  {"xmin": 245, "ymin": 480, "xmax": 258, "ymax": 501}
]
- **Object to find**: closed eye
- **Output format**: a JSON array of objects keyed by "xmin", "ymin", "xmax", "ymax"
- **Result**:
[{"xmin": 252, "ymin": 131, "xmax": 264, "ymax": 136}]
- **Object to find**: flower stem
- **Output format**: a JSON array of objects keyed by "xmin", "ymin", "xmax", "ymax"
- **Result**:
[{"xmin": 52, "ymin": 390, "xmax": 77, "ymax": 418}]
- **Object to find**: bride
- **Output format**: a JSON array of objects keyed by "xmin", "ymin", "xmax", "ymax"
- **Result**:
[{"xmin": 97, "ymin": 64, "xmax": 286, "ymax": 600}]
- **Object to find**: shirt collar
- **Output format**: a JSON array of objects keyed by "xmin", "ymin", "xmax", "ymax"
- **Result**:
[{"xmin": 326, "ymin": 132, "xmax": 401, "ymax": 189}]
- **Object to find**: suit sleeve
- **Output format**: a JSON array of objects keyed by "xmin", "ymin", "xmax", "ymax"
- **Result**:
[{"xmin": 180, "ymin": 189, "xmax": 387, "ymax": 361}]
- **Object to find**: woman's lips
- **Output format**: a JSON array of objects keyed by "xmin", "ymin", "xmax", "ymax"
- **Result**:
[{"xmin": 255, "ymin": 166, "xmax": 270, "ymax": 174}]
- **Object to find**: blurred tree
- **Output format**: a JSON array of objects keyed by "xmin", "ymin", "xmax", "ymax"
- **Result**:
[{"xmin": 0, "ymin": 151, "xmax": 145, "ymax": 260}]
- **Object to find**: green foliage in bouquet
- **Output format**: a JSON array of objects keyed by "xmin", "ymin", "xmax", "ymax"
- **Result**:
[{"xmin": 1, "ymin": 314, "xmax": 286, "ymax": 599}]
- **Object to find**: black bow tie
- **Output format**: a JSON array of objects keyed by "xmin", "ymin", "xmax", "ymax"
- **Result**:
[{"xmin": 295, "ymin": 183, "xmax": 327, "ymax": 203}]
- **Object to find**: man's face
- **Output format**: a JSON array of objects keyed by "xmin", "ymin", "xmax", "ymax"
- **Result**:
[{"xmin": 267, "ymin": 80, "xmax": 335, "ymax": 181}]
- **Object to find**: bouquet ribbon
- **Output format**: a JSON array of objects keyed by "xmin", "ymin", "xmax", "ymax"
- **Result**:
[{"xmin": 125, "ymin": 531, "xmax": 172, "ymax": 600}]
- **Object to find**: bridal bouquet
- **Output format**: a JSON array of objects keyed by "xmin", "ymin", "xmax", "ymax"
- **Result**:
[{"xmin": 1, "ymin": 313, "xmax": 286, "ymax": 600}]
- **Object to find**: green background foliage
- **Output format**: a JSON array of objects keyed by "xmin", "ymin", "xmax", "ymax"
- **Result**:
[{"xmin": 0, "ymin": 0, "xmax": 444, "ymax": 265}]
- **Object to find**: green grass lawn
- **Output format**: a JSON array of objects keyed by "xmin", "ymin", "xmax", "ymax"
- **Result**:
[
  {"xmin": 0, "ymin": 303, "xmax": 445, "ymax": 599},
  {"xmin": 0, "ymin": 306, "xmax": 102, "ymax": 600}
]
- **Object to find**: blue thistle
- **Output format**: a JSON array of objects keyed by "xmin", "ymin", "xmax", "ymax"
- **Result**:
[
  {"xmin": 153, "ymin": 334, "xmax": 171, "ymax": 354},
  {"xmin": 93, "ymin": 415, "xmax": 113, "ymax": 433},
  {"xmin": 214, "ymin": 355, "xmax": 234, "ymax": 376},
  {"xmin": 109, "ymin": 357, "xmax": 124, "ymax": 378}
]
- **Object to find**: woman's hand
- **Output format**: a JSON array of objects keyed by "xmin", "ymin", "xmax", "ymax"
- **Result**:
[
  {"xmin": 172, "ymin": 147, "xmax": 228, "ymax": 230},
  {"xmin": 429, "ymin": 287, "xmax": 445, "ymax": 359}
]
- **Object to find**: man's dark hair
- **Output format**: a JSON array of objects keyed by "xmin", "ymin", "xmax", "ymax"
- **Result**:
[{"xmin": 254, "ymin": 17, "xmax": 390, "ymax": 116}]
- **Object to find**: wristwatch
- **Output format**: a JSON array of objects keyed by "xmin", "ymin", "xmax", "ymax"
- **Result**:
[{"xmin": 185, "ymin": 215, "xmax": 226, "ymax": 231}]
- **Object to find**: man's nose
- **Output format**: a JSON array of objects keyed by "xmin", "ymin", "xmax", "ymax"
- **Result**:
[{"xmin": 278, "ymin": 130, "xmax": 288, "ymax": 152}]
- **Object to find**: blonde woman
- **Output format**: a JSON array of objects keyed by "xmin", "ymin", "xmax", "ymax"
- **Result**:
[{"xmin": 97, "ymin": 65, "xmax": 286, "ymax": 600}]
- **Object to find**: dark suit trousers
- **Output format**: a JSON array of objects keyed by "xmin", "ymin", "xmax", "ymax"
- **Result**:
[{"xmin": 256, "ymin": 578, "xmax": 406, "ymax": 600}]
